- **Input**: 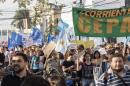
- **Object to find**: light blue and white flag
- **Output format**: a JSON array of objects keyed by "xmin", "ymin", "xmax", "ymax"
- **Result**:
[
  {"xmin": 55, "ymin": 19, "xmax": 70, "ymax": 54},
  {"xmin": 57, "ymin": 19, "xmax": 69, "ymax": 40},
  {"xmin": 57, "ymin": 19, "xmax": 69, "ymax": 30}
]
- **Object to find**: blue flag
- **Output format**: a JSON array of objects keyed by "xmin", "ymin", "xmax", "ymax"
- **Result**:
[
  {"xmin": 30, "ymin": 27, "xmax": 44, "ymax": 45},
  {"xmin": 47, "ymin": 34, "xmax": 55, "ymax": 43},
  {"xmin": 15, "ymin": 33, "xmax": 23, "ymax": 46},
  {"xmin": 10, "ymin": 32, "xmax": 23, "ymax": 47},
  {"xmin": 8, "ymin": 37, "xmax": 13, "ymax": 49},
  {"xmin": 10, "ymin": 32, "xmax": 17, "ymax": 47}
]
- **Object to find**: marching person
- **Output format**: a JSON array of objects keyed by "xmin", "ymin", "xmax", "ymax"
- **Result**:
[
  {"xmin": 30, "ymin": 50, "xmax": 40, "ymax": 73},
  {"xmin": 62, "ymin": 50, "xmax": 76, "ymax": 86},
  {"xmin": 96, "ymin": 53, "xmax": 130, "ymax": 86},
  {"xmin": 21, "ymin": 75, "xmax": 50, "ymax": 86},
  {"xmin": 0, "ymin": 46, "xmax": 5, "ymax": 68},
  {"xmin": 1, "ymin": 52, "xmax": 44, "ymax": 86},
  {"xmin": 78, "ymin": 52, "xmax": 94, "ymax": 86},
  {"xmin": 44, "ymin": 50, "xmax": 63, "ymax": 77}
]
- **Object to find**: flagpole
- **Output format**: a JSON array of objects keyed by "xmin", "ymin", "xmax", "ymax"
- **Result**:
[
  {"xmin": 123, "ymin": 36, "xmax": 128, "ymax": 57},
  {"xmin": 23, "ymin": 18, "xmax": 28, "ymax": 30}
]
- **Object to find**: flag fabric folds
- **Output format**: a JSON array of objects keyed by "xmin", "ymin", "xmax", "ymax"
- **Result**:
[
  {"xmin": 55, "ymin": 19, "xmax": 70, "ymax": 54},
  {"xmin": 55, "ymin": 31, "xmax": 70, "ymax": 54},
  {"xmin": 30, "ymin": 27, "xmax": 44, "ymax": 45},
  {"xmin": 8, "ymin": 37, "xmax": 13, "ymax": 49},
  {"xmin": 8, "ymin": 32, "xmax": 23, "ymax": 49},
  {"xmin": 56, "ymin": 19, "xmax": 69, "ymax": 40},
  {"xmin": 47, "ymin": 34, "xmax": 55, "ymax": 43},
  {"xmin": 15, "ymin": 33, "xmax": 23, "ymax": 46},
  {"xmin": 57, "ymin": 19, "xmax": 69, "ymax": 30},
  {"xmin": 8, "ymin": 27, "xmax": 44, "ymax": 48}
]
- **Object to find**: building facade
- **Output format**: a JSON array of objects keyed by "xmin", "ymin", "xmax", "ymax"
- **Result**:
[{"xmin": 0, "ymin": 25, "xmax": 16, "ymax": 43}]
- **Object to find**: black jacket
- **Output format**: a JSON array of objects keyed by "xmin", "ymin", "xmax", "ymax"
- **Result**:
[
  {"xmin": 1, "ymin": 71, "xmax": 32, "ymax": 86},
  {"xmin": 0, "ymin": 53, "xmax": 5, "ymax": 66}
]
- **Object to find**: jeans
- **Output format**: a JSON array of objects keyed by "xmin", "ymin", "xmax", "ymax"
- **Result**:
[
  {"xmin": 66, "ymin": 80, "xmax": 74, "ymax": 86},
  {"xmin": 82, "ymin": 78, "xmax": 95, "ymax": 86}
]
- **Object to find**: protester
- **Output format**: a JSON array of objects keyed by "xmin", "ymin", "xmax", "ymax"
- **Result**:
[
  {"xmin": 48, "ymin": 76, "xmax": 67, "ymax": 86},
  {"xmin": 38, "ymin": 50, "xmax": 44, "ymax": 70},
  {"xmin": 62, "ymin": 50, "xmax": 76, "ymax": 86},
  {"xmin": 96, "ymin": 53, "xmax": 130, "ymax": 86},
  {"xmin": 78, "ymin": 52, "xmax": 94, "ymax": 86},
  {"xmin": 0, "ymin": 46, "xmax": 5, "ymax": 68},
  {"xmin": 75, "ymin": 44, "xmax": 85, "ymax": 83},
  {"xmin": 30, "ymin": 50, "xmax": 40, "ymax": 73},
  {"xmin": 1, "ymin": 52, "xmax": 31, "ymax": 86},
  {"xmin": 3, "ymin": 33, "xmax": 130, "ymax": 86},
  {"xmin": 4, "ymin": 47, "xmax": 9, "ymax": 67},
  {"xmin": 93, "ymin": 50, "xmax": 103, "ymax": 84},
  {"xmin": 21, "ymin": 75, "xmax": 50, "ymax": 86},
  {"xmin": 44, "ymin": 50, "xmax": 62, "ymax": 77},
  {"xmin": 58, "ymin": 52, "xmax": 65, "ymax": 66},
  {"xmin": 77, "ymin": 44, "xmax": 85, "ymax": 62}
]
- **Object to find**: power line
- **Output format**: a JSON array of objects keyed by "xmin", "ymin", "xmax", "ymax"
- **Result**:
[
  {"xmin": 0, "ymin": 0, "xmax": 124, "ymax": 20},
  {"xmin": 0, "ymin": 0, "xmax": 121, "ymax": 12},
  {"xmin": 44, "ymin": 0, "xmax": 122, "ymax": 14},
  {"xmin": 44, "ymin": 0, "xmax": 123, "ymax": 15},
  {"xmin": 60, "ymin": 0, "xmax": 122, "ymax": 14},
  {"xmin": 52, "ymin": 0, "xmax": 121, "ymax": 9},
  {"xmin": 0, "ymin": 17, "xmax": 32, "ymax": 20},
  {"xmin": 0, "ymin": 10, "xmax": 32, "ymax": 12}
]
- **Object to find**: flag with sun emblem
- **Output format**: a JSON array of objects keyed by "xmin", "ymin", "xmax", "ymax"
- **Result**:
[{"xmin": 55, "ymin": 19, "xmax": 70, "ymax": 54}]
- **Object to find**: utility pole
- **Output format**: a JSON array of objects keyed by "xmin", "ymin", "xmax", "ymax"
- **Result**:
[{"xmin": 23, "ymin": 10, "xmax": 29, "ymax": 33}]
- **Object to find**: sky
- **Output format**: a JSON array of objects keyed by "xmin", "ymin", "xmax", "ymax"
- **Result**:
[
  {"xmin": 61, "ymin": 0, "xmax": 92, "ymax": 26},
  {"xmin": 0, "ymin": 0, "xmax": 37, "ymax": 27},
  {"xmin": 0, "ymin": 0, "xmax": 126, "ymax": 29},
  {"xmin": 0, "ymin": 0, "xmax": 126, "ymax": 43},
  {"xmin": 0, "ymin": 0, "xmax": 92, "ymax": 29},
  {"xmin": 0, "ymin": 0, "xmax": 18, "ymax": 27}
]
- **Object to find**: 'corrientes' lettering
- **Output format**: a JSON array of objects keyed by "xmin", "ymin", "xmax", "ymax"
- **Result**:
[{"xmin": 83, "ymin": 8, "xmax": 129, "ymax": 18}]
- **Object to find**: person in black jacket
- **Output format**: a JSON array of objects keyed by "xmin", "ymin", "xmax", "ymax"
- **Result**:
[
  {"xmin": 1, "ymin": 52, "xmax": 37, "ymax": 86},
  {"xmin": 21, "ymin": 75, "xmax": 50, "ymax": 86},
  {"xmin": 0, "ymin": 46, "xmax": 5, "ymax": 68}
]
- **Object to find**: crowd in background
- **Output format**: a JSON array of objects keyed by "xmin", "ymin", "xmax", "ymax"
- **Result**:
[{"xmin": 0, "ymin": 42, "xmax": 130, "ymax": 86}]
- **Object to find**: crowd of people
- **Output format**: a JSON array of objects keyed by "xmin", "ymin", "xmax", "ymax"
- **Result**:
[{"xmin": 0, "ymin": 42, "xmax": 130, "ymax": 86}]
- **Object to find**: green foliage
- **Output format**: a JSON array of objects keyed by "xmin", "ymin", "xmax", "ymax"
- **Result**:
[
  {"xmin": 16, "ymin": 0, "xmax": 47, "ymax": 27},
  {"xmin": 11, "ymin": 9, "xmax": 31, "ymax": 29},
  {"xmin": 13, "ymin": 0, "xmax": 31, "ymax": 8}
]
